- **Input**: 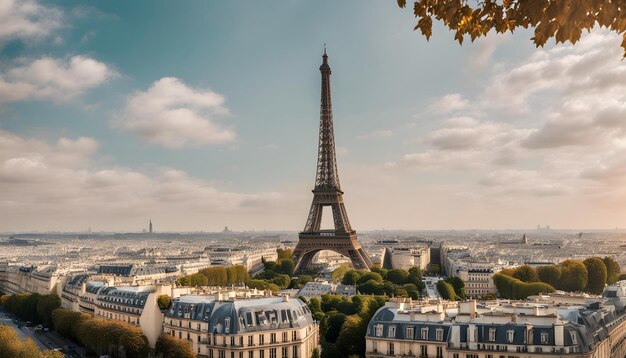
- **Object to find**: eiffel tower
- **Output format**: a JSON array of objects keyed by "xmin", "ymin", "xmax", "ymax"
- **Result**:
[{"xmin": 292, "ymin": 48, "xmax": 373, "ymax": 275}]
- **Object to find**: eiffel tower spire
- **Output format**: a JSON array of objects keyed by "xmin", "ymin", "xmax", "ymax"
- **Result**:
[
  {"xmin": 315, "ymin": 47, "xmax": 341, "ymax": 190},
  {"xmin": 292, "ymin": 48, "xmax": 372, "ymax": 274}
]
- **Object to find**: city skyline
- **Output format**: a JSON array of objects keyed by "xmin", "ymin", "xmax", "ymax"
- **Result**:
[{"xmin": 2, "ymin": 1, "xmax": 626, "ymax": 232}]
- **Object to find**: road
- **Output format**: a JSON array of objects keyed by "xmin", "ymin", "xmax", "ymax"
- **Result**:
[{"xmin": 0, "ymin": 308, "xmax": 86, "ymax": 357}]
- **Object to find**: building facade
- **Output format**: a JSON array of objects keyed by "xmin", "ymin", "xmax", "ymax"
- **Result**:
[{"xmin": 163, "ymin": 295, "xmax": 319, "ymax": 358}]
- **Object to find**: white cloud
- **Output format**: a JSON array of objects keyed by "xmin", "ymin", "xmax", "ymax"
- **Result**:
[
  {"xmin": 0, "ymin": 0, "xmax": 62, "ymax": 44},
  {"xmin": 0, "ymin": 56, "xmax": 115, "ymax": 102},
  {"xmin": 428, "ymin": 93, "xmax": 469, "ymax": 114},
  {"xmin": 0, "ymin": 129, "xmax": 290, "ymax": 231},
  {"xmin": 114, "ymin": 77, "xmax": 236, "ymax": 148}
]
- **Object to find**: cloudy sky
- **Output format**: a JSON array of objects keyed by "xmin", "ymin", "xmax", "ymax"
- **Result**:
[{"xmin": 1, "ymin": 0, "xmax": 625, "ymax": 232}]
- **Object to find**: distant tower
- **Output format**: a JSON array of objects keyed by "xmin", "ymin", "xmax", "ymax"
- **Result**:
[
  {"xmin": 291, "ymin": 48, "xmax": 373, "ymax": 274},
  {"xmin": 522, "ymin": 233, "xmax": 527, "ymax": 244},
  {"xmin": 149, "ymin": 219, "xmax": 153, "ymax": 233}
]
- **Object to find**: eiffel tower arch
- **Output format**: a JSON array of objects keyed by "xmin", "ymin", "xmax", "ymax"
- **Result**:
[{"xmin": 292, "ymin": 49, "xmax": 373, "ymax": 275}]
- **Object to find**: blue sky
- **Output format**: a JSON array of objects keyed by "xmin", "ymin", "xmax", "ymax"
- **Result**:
[{"xmin": 1, "ymin": 0, "xmax": 626, "ymax": 232}]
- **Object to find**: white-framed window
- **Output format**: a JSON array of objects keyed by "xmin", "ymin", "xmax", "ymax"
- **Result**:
[
  {"xmin": 570, "ymin": 331, "xmax": 577, "ymax": 345},
  {"xmin": 436, "ymin": 328, "xmax": 444, "ymax": 341},
  {"xmin": 488, "ymin": 328, "xmax": 496, "ymax": 342},
  {"xmin": 540, "ymin": 332, "xmax": 549, "ymax": 344},
  {"xmin": 406, "ymin": 326, "xmax": 414, "ymax": 339},
  {"xmin": 388, "ymin": 325, "xmax": 396, "ymax": 338},
  {"xmin": 224, "ymin": 317, "xmax": 231, "ymax": 334},
  {"xmin": 421, "ymin": 327, "xmax": 429, "ymax": 340},
  {"xmin": 375, "ymin": 324, "xmax": 383, "ymax": 337},
  {"xmin": 507, "ymin": 330, "xmax": 514, "ymax": 342}
]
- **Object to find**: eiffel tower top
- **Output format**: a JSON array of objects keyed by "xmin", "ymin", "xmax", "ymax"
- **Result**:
[{"xmin": 314, "ymin": 48, "xmax": 342, "ymax": 191}]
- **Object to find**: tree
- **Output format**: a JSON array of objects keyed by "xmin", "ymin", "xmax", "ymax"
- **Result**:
[
  {"xmin": 277, "ymin": 248, "xmax": 293, "ymax": 261},
  {"xmin": 408, "ymin": 266, "xmax": 423, "ymax": 287},
  {"xmin": 36, "ymin": 293, "xmax": 61, "ymax": 327},
  {"xmin": 513, "ymin": 265, "xmax": 539, "ymax": 282},
  {"xmin": 559, "ymin": 260, "xmax": 588, "ymax": 292},
  {"xmin": 311, "ymin": 347, "xmax": 320, "ymax": 358},
  {"xmin": 157, "ymin": 294, "xmax": 171, "ymax": 310},
  {"xmin": 619, "ymin": 273, "xmax": 626, "ymax": 281},
  {"xmin": 278, "ymin": 259, "xmax": 295, "ymax": 277},
  {"xmin": 603, "ymin": 256, "xmax": 621, "ymax": 284},
  {"xmin": 445, "ymin": 276, "xmax": 465, "ymax": 298},
  {"xmin": 155, "ymin": 334, "xmax": 195, "ymax": 358},
  {"xmin": 436, "ymin": 280, "xmax": 456, "ymax": 300},
  {"xmin": 341, "ymin": 270, "xmax": 363, "ymax": 285},
  {"xmin": 537, "ymin": 265, "xmax": 561, "ymax": 287},
  {"xmin": 387, "ymin": 269, "xmax": 409, "ymax": 284},
  {"xmin": 325, "ymin": 312, "xmax": 347, "ymax": 343},
  {"xmin": 357, "ymin": 279, "xmax": 383, "ymax": 295},
  {"xmin": 370, "ymin": 266, "xmax": 388, "ymax": 280},
  {"xmin": 331, "ymin": 264, "xmax": 352, "ymax": 282},
  {"xmin": 358, "ymin": 272, "xmax": 383, "ymax": 285},
  {"xmin": 583, "ymin": 257, "xmax": 608, "ymax": 294},
  {"xmin": 396, "ymin": 0, "xmax": 626, "ymax": 57}
]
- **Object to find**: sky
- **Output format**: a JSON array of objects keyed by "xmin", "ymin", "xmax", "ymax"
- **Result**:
[{"xmin": 1, "ymin": 0, "xmax": 626, "ymax": 232}]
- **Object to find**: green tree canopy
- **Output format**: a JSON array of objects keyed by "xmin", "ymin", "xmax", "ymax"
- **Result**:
[
  {"xmin": 387, "ymin": 269, "xmax": 409, "ymax": 284},
  {"xmin": 358, "ymin": 272, "xmax": 383, "ymax": 285},
  {"xmin": 603, "ymin": 256, "xmax": 621, "ymax": 284},
  {"xmin": 155, "ymin": 334, "xmax": 195, "ymax": 358},
  {"xmin": 536, "ymin": 265, "xmax": 561, "ymax": 287},
  {"xmin": 436, "ymin": 280, "xmax": 457, "ymax": 300},
  {"xmin": 559, "ymin": 260, "xmax": 588, "ymax": 292},
  {"xmin": 157, "ymin": 294, "xmax": 171, "ymax": 310},
  {"xmin": 583, "ymin": 257, "xmax": 608, "ymax": 294},
  {"xmin": 513, "ymin": 265, "xmax": 539, "ymax": 282}
]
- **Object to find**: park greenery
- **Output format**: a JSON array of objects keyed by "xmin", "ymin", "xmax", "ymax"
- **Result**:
[
  {"xmin": 338, "ymin": 266, "xmax": 425, "ymax": 299},
  {"xmin": 436, "ymin": 276, "xmax": 465, "ymax": 300},
  {"xmin": 155, "ymin": 333, "xmax": 195, "ymax": 358},
  {"xmin": 0, "ymin": 292, "xmax": 60, "ymax": 327},
  {"xmin": 306, "ymin": 294, "xmax": 388, "ymax": 358},
  {"xmin": 0, "ymin": 324, "xmax": 63, "ymax": 358},
  {"xmin": 396, "ymin": 0, "xmax": 626, "ymax": 56},
  {"xmin": 52, "ymin": 308, "xmax": 150, "ymax": 358},
  {"xmin": 176, "ymin": 265, "xmax": 249, "ymax": 287},
  {"xmin": 494, "ymin": 256, "xmax": 621, "ymax": 298}
]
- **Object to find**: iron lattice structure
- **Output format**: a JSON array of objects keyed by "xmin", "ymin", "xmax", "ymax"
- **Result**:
[{"xmin": 292, "ymin": 50, "xmax": 373, "ymax": 275}]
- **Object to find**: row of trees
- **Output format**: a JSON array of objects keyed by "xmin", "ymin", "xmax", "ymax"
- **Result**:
[
  {"xmin": 52, "ymin": 308, "xmax": 150, "ymax": 358},
  {"xmin": 0, "ymin": 324, "xmax": 63, "ymax": 358},
  {"xmin": 436, "ymin": 277, "xmax": 465, "ymax": 300},
  {"xmin": 306, "ymin": 294, "xmax": 388, "ymax": 358},
  {"xmin": 176, "ymin": 265, "xmax": 249, "ymax": 287},
  {"xmin": 339, "ymin": 266, "xmax": 425, "ymax": 298},
  {"xmin": 498, "ymin": 256, "xmax": 621, "ymax": 296},
  {"xmin": 493, "ymin": 273, "xmax": 555, "ymax": 299},
  {"xmin": 0, "ymin": 292, "xmax": 60, "ymax": 326}
]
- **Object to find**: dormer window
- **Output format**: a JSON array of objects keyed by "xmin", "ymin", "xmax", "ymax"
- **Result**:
[
  {"xmin": 507, "ymin": 330, "xmax": 514, "ymax": 343},
  {"xmin": 225, "ymin": 317, "xmax": 231, "ymax": 334},
  {"xmin": 406, "ymin": 326, "xmax": 414, "ymax": 339},
  {"xmin": 489, "ymin": 328, "xmax": 496, "ymax": 342},
  {"xmin": 436, "ymin": 328, "xmax": 444, "ymax": 341},
  {"xmin": 540, "ymin": 332, "xmax": 549, "ymax": 344},
  {"xmin": 570, "ymin": 331, "xmax": 577, "ymax": 345},
  {"xmin": 421, "ymin": 327, "xmax": 428, "ymax": 340},
  {"xmin": 388, "ymin": 325, "xmax": 396, "ymax": 338},
  {"xmin": 375, "ymin": 324, "xmax": 383, "ymax": 337}
]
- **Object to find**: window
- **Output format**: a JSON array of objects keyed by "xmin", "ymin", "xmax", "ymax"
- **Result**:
[
  {"xmin": 421, "ymin": 327, "xmax": 429, "ymax": 340},
  {"xmin": 293, "ymin": 345, "xmax": 299, "ymax": 358},
  {"xmin": 436, "ymin": 346, "xmax": 443, "ymax": 358},
  {"xmin": 406, "ymin": 326, "xmax": 414, "ymax": 339},
  {"xmin": 260, "ymin": 350, "xmax": 265, "ymax": 358},
  {"xmin": 375, "ymin": 324, "xmax": 383, "ymax": 337},
  {"xmin": 540, "ymin": 332, "xmax": 549, "ymax": 344},
  {"xmin": 388, "ymin": 325, "xmax": 396, "ymax": 338},
  {"xmin": 225, "ymin": 317, "xmax": 231, "ymax": 334},
  {"xmin": 388, "ymin": 342, "xmax": 394, "ymax": 355},
  {"xmin": 260, "ymin": 334, "xmax": 265, "ymax": 345},
  {"xmin": 270, "ymin": 348, "xmax": 277, "ymax": 358},
  {"xmin": 239, "ymin": 353, "xmax": 243, "ymax": 358},
  {"xmin": 292, "ymin": 331, "xmax": 297, "ymax": 340},
  {"xmin": 249, "ymin": 352, "xmax": 253, "ymax": 358},
  {"xmin": 271, "ymin": 333, "xmax": 277, "ymax": 343},
  {"xmin": 436, "ymin": 328, "xmax": 444, "ymax": 341},
  {"xmin": 281, "ymin": 347, "xmax": 288, "ymax": 358},
  {"xmin": 231, "ymin": 337, "xmax": 235, "ymax": 346},
  {"xmin": 489, "ymin": 328, "xmax": 496, "ymax": 342},
  {"xmin": 507, "ymin": 330, "xmax": 515, "ymax": 343},
  {"xmin": 570, "ymin": 331, "xmax": 577, "ymax": 345},
  {"xmin": 249, "ymin": 336, "xmax": 254, "ymax": 346},
  {"xmin": 421, "ymin": 345, "xmax": 427, "ymax": 356},
  {"xmin": 240, "ymin": 337, "xmax": 244, "ymax": 346},
  {"xmin": 282, "ymin": 332, "xmax": 288, "ymax": 342}
]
